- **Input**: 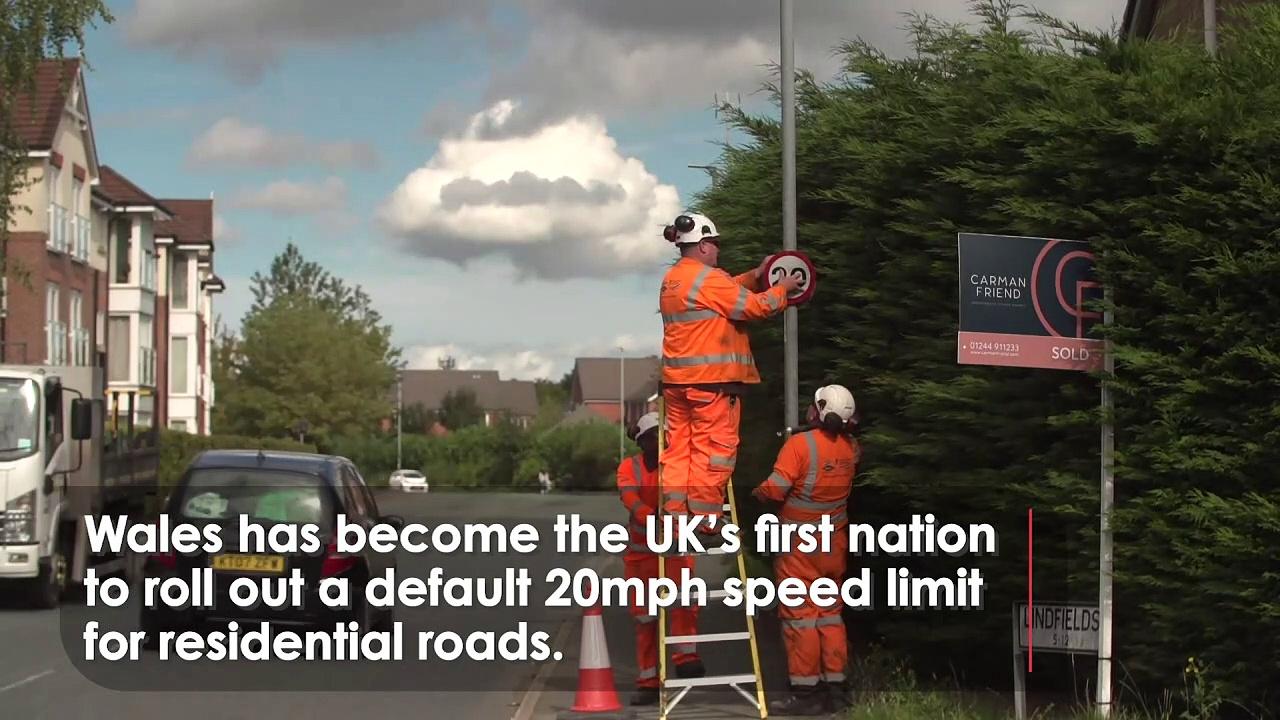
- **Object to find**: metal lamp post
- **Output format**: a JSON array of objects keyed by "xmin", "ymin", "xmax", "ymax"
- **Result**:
[
  {"xmin": 781, "ymin": 0, "xmax": 799, "ymax": 435},
  {"xmin": 618, "ymin": 347, "xmax": 626, "ymax": 462},
  {"xmin": 396, "ymin": 371, "xmax": 403, "ymax": 471}
]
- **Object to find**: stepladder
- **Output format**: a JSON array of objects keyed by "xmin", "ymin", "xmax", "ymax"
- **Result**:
[{"xmin": 655, "ymin": 398, "xmax": 769, "ymax": 719}]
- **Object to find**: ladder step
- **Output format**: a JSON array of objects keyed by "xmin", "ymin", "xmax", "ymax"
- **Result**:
[
  {"xmin": 665, "ymin": 673, "xmax": 758, "ymax": 689},
  {"xmin": 707, "ymin": 589, "xmax": 731, "ymax": 599},
  {"xmin": 665, "ymin": 631, "xmax": 750, "ymax": 644}
]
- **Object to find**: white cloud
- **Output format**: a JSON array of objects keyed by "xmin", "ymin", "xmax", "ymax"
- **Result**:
[
  {"xmin": 187, "ymin": 117, "xmax": 378, "ymax": 170},
  {"xmin": 229, "ymin": 177, "xmax": 348, "ymax": 216},
  {"xmin": 124, "ymin": 0, "xmax": 488, "ymax": 84},
  {"xmin": 472, "ymin": 0, "xmax": 1128, "ymax": 131},
  {"xmin": 378, "ymin": 99, "xmax": 682, "ymax": 279}
]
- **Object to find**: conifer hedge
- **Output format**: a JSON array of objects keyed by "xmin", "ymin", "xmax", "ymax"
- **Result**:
[{"xmin": 703, "ymin": 2, "xmax": 1279, "ymax": 710}]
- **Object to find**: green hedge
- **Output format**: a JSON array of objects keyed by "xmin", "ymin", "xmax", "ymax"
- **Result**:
[
  {"xmin": 159, "ymin": 430, "xmax": 315, "ymax": 492},
  {"xmin": 324, "ymin": 421, "xmax": 632, "ymax": 492}
]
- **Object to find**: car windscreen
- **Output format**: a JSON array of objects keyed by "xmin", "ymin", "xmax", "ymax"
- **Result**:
[
  {"xmin": 0, "ymin": 378, "xmax": 39, "ymax": 460},
  {"xmin": 176, "ymin": 468, "xmax": 336, "ymax": 533}
]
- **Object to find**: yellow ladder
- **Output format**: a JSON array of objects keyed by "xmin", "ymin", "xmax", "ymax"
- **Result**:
[{"xmin": 656, "ymin": 398, "xmax": 768, "ymax": 719}]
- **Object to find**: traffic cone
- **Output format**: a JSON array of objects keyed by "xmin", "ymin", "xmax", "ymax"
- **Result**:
[{"xmin": 558, "ymin": 588, "xmax": 632, "ymax": 719}]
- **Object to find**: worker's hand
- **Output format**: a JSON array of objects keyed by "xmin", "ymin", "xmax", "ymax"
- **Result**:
[
  {"xmin": 753, "ymin": 254, "xmax": 775, "ymax": 284},
  {"xmin": 775, "ymin": 272, "xmax": 804, "ymax": 295}
]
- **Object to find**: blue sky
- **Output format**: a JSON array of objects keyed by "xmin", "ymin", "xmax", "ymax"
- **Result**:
[{"xmin": 78, "ymin": 0, "xmax": 1123, "ymax": 380}]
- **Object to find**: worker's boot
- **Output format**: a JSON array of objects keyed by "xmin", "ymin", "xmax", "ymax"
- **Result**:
[
  {"xmin": 630, "ymin": 687, "xmax": 659, "ymax": 706},
  {"xmin": 674, "ymin": 658, "xmax": 705, "ymax": 679},
  {"xmin": 827, "ymin": 679, "xmax": 855, "ymax": 710},
  {"xmin": 768, "ymin": 683, "xmax": 832, "ymax": 717}
]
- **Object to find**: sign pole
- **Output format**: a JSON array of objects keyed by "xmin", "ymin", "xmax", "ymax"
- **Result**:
[
  {"xmin": 780, "ymin": 0, "xmax": 799, "ymax": 435},
  {"xmin": 1012, "ymin": 605, "xmax": 1027, "ymax": 720},
  {"xmin": 1096, "ymin": 297, "xmax": 1116, "ymax": 716}
]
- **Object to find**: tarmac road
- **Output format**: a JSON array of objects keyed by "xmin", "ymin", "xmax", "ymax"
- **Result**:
[
  {"xmin": 0, "ymin": 490, "xmax": 794, "ymax": 720},
  {"xmin": 0, "ymin": 491, "xmax": 622, "ymax": 719}
]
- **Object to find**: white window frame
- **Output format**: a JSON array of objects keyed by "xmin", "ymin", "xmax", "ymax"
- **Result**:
[{"xmin": 45, "ymin": 283, "xmax": 64, "ymax": 365}]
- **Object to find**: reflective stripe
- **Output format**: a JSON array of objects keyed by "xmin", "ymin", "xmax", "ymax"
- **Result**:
[
  {"xmin": 782, "ymin": 512, "xmax": 847, "ymax": 527},
  {"xmin": 686, "ymin": 265, "xmax": 713, "ymax": 310},
  {"xmin": 638, "ymin": 666, "xmax": 658, "ymax": 680},
  {"xmin": 765, "ymin": 292, "xmax": 783, "ymax": 311},
  {"xmin": 631, "ymin": 456, "xmax": 643, "ymax": 482},
  {"xmin": 728, "ymin": 286, "xmax": 750, "ymax": 320},
  {"xmin": 662, "ymin": 309, "xmax": 718, "ymax": 324},
  {"xmin": 822, "ymin": 671, "xmax": 845, "ymax": 682},
  {"xmin": 767, "ymin": 471, "xmax": 791, "ymax": 490},
  {"xmin": 785, "ymin": 496, "xmax": 846, "ymax": 512},
  {"xmin": 801, "ymin": 432, "xmax": 819, "ymax": 499},
  {"xmin": 662, "ymin": 353, "xmax": 755, "ymax": 368},
  {"xmin": 790, "ymin": 675, "xmax": 820, "ymax": 686},
  {"xmin": 709, "ymin": 454, "xmax": 736, "ymax": 470},
  {"xmin": 689, "ymin": 499, "xmax": 723, "ymax": 512},
  {"xmin": 630, "ymin": 522, "xmax": 647, "ymax": 536},
  {"xmin": 674, "ymin": 644, "xmax": 697, "ymax": 655},
  {"xmin": 782, "ymin": 617, "xmax": 817, "ymax": 629},
  {"xmin": 663, "ymin": 492, "xmax": 687, "ymax": 501},
  {"xmin": 635, "ymin": 615, "xmax": 657, "ymax": 625},
  {"xmin": 815, "ymin": 616, "xmax": 844, "ymax": 628}
]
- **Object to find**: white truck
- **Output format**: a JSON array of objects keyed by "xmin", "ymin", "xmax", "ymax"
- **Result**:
[{"xmin": 0, "ymin": 364, "xmax": 158, "ymax": 608}]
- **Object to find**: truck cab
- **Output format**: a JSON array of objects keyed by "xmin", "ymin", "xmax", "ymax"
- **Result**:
[{"xmin": 0, "ymin": 365, "xmax": 155, "ymax": 608}]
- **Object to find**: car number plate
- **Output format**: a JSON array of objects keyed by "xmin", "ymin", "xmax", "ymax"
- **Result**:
[{"xmin": 211, "ymin": 554, "xmax": 284, "ymax": 573}]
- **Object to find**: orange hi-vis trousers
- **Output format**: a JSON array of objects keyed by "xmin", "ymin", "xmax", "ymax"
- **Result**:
[
  {"xmin": 775, "ymin": 528, "xmax": 849, "ymax": 687},
  {"xmin": 660, "ymin": 386, "xmax": 741, "ymax": 531},
  {"xmin": 625, "ymin": 554, "xmax": 700, "ymax": 688}
]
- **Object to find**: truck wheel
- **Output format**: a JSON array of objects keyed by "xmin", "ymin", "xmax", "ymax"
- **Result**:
[{"xmin": 31, "ymin": 548, "xmax": 68, "ymax": 609}]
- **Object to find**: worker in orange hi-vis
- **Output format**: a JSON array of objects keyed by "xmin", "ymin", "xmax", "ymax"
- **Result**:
[
  {"xmin": 658, "ymin": 212, "xmax": 802, "ymax": 539},
  {"xmin": 617, "ymin": 411, "xmax": 705, "ymax": 706},
  {"xmin": 752, "ymin": 384, "xmax": 862, "ymax": 717}
]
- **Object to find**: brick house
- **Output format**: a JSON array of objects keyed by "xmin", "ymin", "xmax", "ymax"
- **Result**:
[
  {"xmin": 95, "ymin": 166, "xmax": 172, "ymax": 429},
  {"xmin": 392, "ymin": 369, "xmax": 539, "ymax": 431},
  {"xmin": 568, "ymin": 356, "xmax": 660, "ymax": 431},
  {"xmin": 1124, "ymin": 0, "xmax": 1268, "ymax": 40},
  {"xmin": 154, "ymin": 200, "xmax": 222, "ymax": 434},
  {"xmin": 2, "ymin": 60, "xmax": 107, "ymax": 373}
]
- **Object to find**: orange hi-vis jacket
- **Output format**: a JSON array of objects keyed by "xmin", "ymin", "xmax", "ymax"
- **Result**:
[
  {"xmin": 660, "ymin": 257, "xmax": 790, "ymax": 386},
  {"xmin": 617, "ymin": 453, "xmax": 660, "ymax": 557},
  {"xmin": 754, "ymin": 429, "xmax": 861, "ymax": 527}
]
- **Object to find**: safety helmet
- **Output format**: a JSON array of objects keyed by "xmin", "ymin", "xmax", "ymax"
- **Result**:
[
  {"xmin": 814, "ymin": 384, "xmax": 856, "ymax": 423},
  {"xmin": 634, "ymin": 411, "xmax": 661, "ymax": 439},
  {"xmin": 663, "ymin": 213, "xmax": 719, "ymax": 245}
]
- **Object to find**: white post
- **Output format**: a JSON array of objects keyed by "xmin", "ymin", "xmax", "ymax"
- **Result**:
[
  {"xmin": 1203, "ymin": 0, "xmax": 1218, "ymax": 56},
  {"xmin": 1096, "ymin": 300, "xmax": 1115, "ymax": 716},
  {"xmin": 780, "ymin": 0, "xmax": 799, "ymax": 434},
  {"xmin": 396, "ymin": 372, "xmax": 403, "ymax": 471},
  {"xmin": 1012, "ymin": 605, "xmax": 1027, "ymax": 720},
  {"xmin": 619, "ymin": 347, "xmax": 625, "ymax": 462}
]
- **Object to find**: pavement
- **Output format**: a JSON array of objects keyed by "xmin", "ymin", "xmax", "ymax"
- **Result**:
[{"xmin": 0, "ymin": 490, "xmax": 809, "ymax": 720}]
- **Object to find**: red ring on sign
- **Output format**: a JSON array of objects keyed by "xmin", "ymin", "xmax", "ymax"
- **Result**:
[{"xmin": 764, "ymin": 250, "xmax": 818, "ymax": 306}]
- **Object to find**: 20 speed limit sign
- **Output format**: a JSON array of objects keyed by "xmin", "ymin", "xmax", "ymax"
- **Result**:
[{"xmin": 764, "ymin": 251, "xmax": 818, "ymax": 306}]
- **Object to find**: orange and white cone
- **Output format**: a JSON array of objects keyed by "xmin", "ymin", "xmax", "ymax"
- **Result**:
[{"xmin": 559, "ymin": 586, "xmax": 631, "ymax": 719}]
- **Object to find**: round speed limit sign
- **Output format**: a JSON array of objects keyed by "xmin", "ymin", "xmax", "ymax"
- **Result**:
[{"xmin": 764, "ymin": 251, "xmax": 818, "ymax": 306}]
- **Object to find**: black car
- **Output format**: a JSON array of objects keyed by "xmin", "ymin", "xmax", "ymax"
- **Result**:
[{"xmin": 138, "ymin": 450, "xmax": 402, "ymax": 645}]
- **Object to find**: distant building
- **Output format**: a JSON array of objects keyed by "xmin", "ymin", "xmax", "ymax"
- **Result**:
[
  {"xmin": 394, "ymin": 369, "xmax": 539, "ymax": 430},
  {"xmin": 568, "ymin": 356, "xmax": 660, "ymax": 432},
  {"xmin": 1123, "ymin": 0, "xmax": 1267, "ymax": 41}
]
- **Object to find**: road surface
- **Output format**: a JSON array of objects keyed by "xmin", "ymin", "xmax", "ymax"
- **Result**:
[{"xmin": 0, "ymin": 490, "xmax": 792, "ymax": 719}]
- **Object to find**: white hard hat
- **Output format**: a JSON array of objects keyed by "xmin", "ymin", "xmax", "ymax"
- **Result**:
[
  {"xmin": 664, "ymin": 213, "xmax": 719, "ymax": 245},
  {"xmin": 814, "ymin": 385, "xmax": 856, "ymax": 423},
  {"xmin": 634, "ymin": 411, "xmax": 661, "ymax": 438}
]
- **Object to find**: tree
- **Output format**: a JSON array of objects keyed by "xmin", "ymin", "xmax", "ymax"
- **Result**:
[
  {"xmin": 437, "ymin": 388, "xmax": 482, "ymax": 431},
  {"xmin": 209, "ymin": 316, "xmax": 240, "ymax": 433},
  {"xmin": 699, "ymin": 1, "xmax": 1280, "ymax": 711},
  {"xmin": 218, "ymin": 246, "xmax": 398, "ymax": 441},
  {"xmin": 399, "ymin": 402, "xmax": 432, "ymax": 434},
  {"xmin": 0, "ymin": 2, "xmax": 115, "ymax": 316},
  {"xmin": 249, "ymin": 242, "xmax": 399, "ymax": 368},
  {"xmin": 532, "ymin": 378, "xmax": 569, "ymax": 430}
]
